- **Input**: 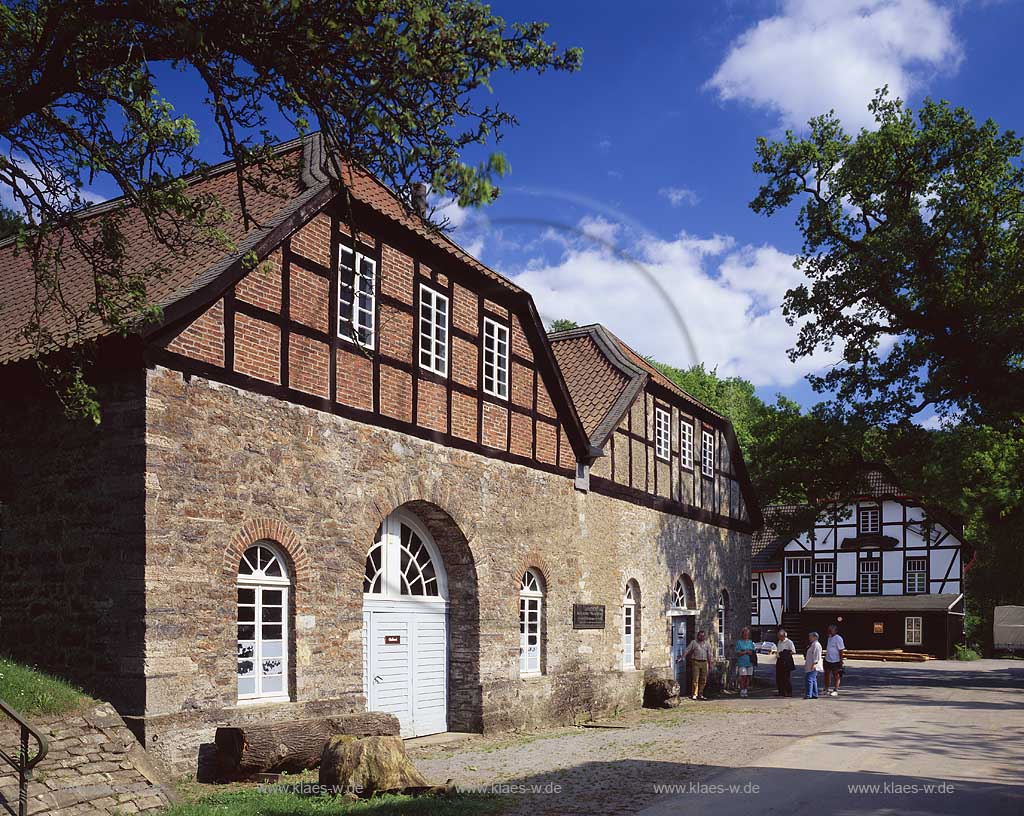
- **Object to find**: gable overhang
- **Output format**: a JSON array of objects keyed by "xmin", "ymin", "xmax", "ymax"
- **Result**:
[{"xmin": 141, "ymin": 136, "xmax": 594, "ymax": 463}]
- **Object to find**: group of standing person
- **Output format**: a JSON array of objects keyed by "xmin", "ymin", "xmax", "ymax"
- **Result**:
[
  {"xmin": 775, "ymin": 623, "xmax": 846, "ymax": 698},
  {"xmin": 676, "ymin": 623, "xmax": 846, "ymax": 700}
]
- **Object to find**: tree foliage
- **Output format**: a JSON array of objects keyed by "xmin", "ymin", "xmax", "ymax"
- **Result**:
[
  {"xmin": 752, "ymin": 89, "xmax": 1024, "ymax": 430},
  {"xmin": 0, "ymin": 0, "xmax": 581, "ymax": 417},
  {"xmin": 548, "ymin": 318, "xmax": 578, "ymax": 333}
]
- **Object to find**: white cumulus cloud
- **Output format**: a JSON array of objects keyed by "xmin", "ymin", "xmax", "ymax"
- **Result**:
[
  {"xmin": 706, "ymin": 0, "xmax": 963, "ymax": 130},
  {"xmin": 506, "ymin": 218, "xmax": 836, "ymax": 389}
]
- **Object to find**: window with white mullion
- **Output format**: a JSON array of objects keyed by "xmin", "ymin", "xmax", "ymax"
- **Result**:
[
  {"xmin": 237, "ymin": 543, "xmax": 289, "ymax": 702},
  {"xmin": 701, "ymin": 429, "xmax": 715, "ymax": 478},
  {"xmin": 680, "ymin": 419, "xmax": 694, "ymax": 469},
  {"xmin": 419, "ymin": 284, "xmax": 449, "ymax": 375},
  {"xmin": 905, "ymin": 558, "xmax": 927, "ymax": 594},
  {"xmin": 858, "ymin": 557, "xmax": 881, "ymax": 595},
  {"xmin": 905, "ymin": 615, "xmax": 923, "ymax": 645},
  {"xmin": 813, "ymin": 560, "xmax": 835, "ymax": 595},
  {"xmin": 519, "ymin": 570, "xmax": 544, "ymax": 675},
  {"xmin": 859, "ymin": 505, "xmax": 881, "ymax": 534},
  {"xmin": 482, "ymin": 317, "xmax": 509, "ymax": 399},
  {"xmin": 655, "ymin": 407, "xmax": 671, "ymax": 461},
  {"xmin": 337, "ymin": 246, "xmax": 376, "ymax": 347}
]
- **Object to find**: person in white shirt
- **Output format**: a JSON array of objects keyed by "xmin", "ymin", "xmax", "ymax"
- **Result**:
[
  {"xmin": 804, "ymin": 632, "xmax": 823, "ymax": 699},
  {"xmin": 824, "ymin": 623, "xmax": 846, "ymax": 697},
  {"xmin": 775, "ymin": 629, "xmax": 796, "ymax": 697}
]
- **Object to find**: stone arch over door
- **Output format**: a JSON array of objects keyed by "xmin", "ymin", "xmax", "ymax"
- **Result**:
[{"xmin": 366, "ymin": 499, "xmax": 482, "ymax": 733}]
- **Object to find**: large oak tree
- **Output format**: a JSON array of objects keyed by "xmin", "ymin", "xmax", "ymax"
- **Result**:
[{"xmin": 0, "ymin": 0, "xmax": 581, "ymax": 417}]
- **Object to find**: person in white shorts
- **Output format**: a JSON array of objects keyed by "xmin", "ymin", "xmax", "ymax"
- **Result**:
[{"xmin": 735, "ymin": 626, "xmax": 756, "ymax": 698}]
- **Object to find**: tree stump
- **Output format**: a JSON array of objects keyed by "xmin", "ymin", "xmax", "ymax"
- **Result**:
[
  {"xmin": 318, "ymin": 735, "xmax": 432, "ymax": 796},
  {"xmin": 643, "ymin": 677, "xmax": 680, "ymax": 708},
  {"xmin": 213, "ymin": 712, "xmax": 399, "ymax": 780}
]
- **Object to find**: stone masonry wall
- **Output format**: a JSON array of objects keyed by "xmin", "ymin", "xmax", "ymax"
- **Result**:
[
  {"xmin": 142, "ymin": 366, "xmax": 751, "ymax": 772},
  {"xmin": 0, "ymin": 372, "xmax": 148, "ymax": 717},
  {"xmin": 0, "ymin": 702, "xmax": 174, "ymax": 815}
]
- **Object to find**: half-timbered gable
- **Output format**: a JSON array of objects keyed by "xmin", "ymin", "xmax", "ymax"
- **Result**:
[
  {"xmin": 749, "ymin": 466, "xmax": 967, "ymax": 657},
  {"xmin": 148, "ymin": 136, "xmax": 589, "ymax": 476},
  {"xmin": 550, "ymin": 324, "xmax": 758, "ymax": 533}
]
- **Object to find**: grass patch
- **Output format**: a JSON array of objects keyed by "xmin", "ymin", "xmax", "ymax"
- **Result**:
[
  {"xmin": 0, "ymin": 658, "xmax": 91, "ymax": 716},
  {"xmin": 161, "ymin": 789, "xmax": 504, "ymax": 816}
]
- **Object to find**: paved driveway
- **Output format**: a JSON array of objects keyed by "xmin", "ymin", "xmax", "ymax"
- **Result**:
[{"xmin": 640, "ymin": 659, "xmax": 1024, "ymax": 816}]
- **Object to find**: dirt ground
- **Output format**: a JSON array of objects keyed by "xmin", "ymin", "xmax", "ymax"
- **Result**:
[{"xmin": 408, "ymin": 679, "xmax": 842, "ymax": 816}]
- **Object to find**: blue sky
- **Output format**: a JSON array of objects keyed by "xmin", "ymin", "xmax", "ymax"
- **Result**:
[{"xmin": 437, "ymin": 0, "xmax": 1023, "ymax": 413}]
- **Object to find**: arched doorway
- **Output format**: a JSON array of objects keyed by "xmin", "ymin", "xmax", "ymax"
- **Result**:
[{"xmin": 362, "ymin": 509, "xmax": 449, "ymax": 737}]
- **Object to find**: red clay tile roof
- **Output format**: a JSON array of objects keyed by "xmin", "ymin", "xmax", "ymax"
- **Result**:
[
  {"xmin": 0, "ymin": 132, "xmax": 524, "ymax": 367},
  {"xmin": 551, "ymin": 333, "xmax": 632, "ymax": 437},
  {"xmin": 752, "ymin": 503, "xmax": 811, "ymax": 569}
]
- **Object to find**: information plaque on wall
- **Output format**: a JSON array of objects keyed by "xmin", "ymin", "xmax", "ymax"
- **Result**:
[{"xmin": 572, "ymin": 604, "xmax": 606, "ymax": 629}]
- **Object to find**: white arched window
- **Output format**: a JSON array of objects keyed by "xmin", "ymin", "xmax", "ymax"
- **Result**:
[
  {"xmin": 237, "ymin": 542, "xmax": 290, "ymax": 702},
  {"xmin": 671, "ymin": 574, "xmax": 696, "ymax": 610},
  {"xmin": 363, "ymin": 511, "xmax": 448, "ymax": 601},
  {"xmin": 519, "ymin": 569, "xmax": 544, "ymax": 675},
  {"xmin": 623, "ymin": 582, "xmax": 639, "ymax": 670},
  {"xmin": 717, "ymin": 590, "xmax": 728, "ymax": 655}
]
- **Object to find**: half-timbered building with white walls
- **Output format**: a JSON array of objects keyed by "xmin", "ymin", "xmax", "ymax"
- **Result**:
[
  {"xmin": 750, "ymin": 467, "xmax": 967, "ymax": 657},
  {"xmin": 0, "ymin": 134, "xmax": 760, "ymax": 774}
]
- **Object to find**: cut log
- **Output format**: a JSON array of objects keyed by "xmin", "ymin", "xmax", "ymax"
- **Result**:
[
  {"xmin": 319, "ymin": 735, "xmax": 432, "ymax": 796},
  {"xmin": 214, "ymin": 712, "xmax": 399, "ymax": 780}
]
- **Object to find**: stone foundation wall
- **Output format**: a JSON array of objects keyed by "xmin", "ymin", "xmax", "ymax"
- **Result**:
[
  {"xmin": 0, "ymin": 703, "xmax": 174, "ymax": 815},
  {"xmin": 0, "ymin": 373, "xmax": 148, "ymax": 717},
  {"xmin": 141, "ymin": 367, "xmax": 751, "ymax": 772}
]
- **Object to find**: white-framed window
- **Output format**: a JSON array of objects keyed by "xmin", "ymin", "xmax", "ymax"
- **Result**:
[
  {"xmin": 671, "ymin": 574, "xmax": 695, "ymax": 610},
  {"xmin": 859, "ymin": 557, "xmax": 881, "ymax": 595},
  {"xmin": 786, "ymin": 556, "xmax": 812, "ymax": 576},
  {"xmin": 680, "ymin": 418, "xmax": 694, "ymax": 469},
  {"xmin": 363, "ymin": 515, "xmax": 445, "ymax": 598},
  {"xmin": 701, "ymin": 429, "xmax": 715, "ymax": 478},
  {"xmin": 750, "ymin": 579, "xmax": 759, "ymax": 614},
  {"xmin": 418, "ymin": 284, "xmax": 449, "ymax": 375},
  {"xmin": 655, "ymin": 407, "xmax": 671, "ymax": 461},
  {"xmin": 859, "ymin": 505, "xmax": 881, "ymax": 534},
  {"xmin": 519, "ymin": 569, "xmax": 544, "ymax": 675},
  {"xmin": 482, "ymin": 317, "xmax": 509, "ymax": 399},
  {"xmin": 905, "ymin": 558, "xmax": 927, "ymax": 594},
  {"xmin": 338, "ymin": 245, "xmax": 376, "ymax": 347},
  {"xmin": 813, "ymin": 560, "xmax": 835, "ymax": 595},
  {"xmin": 717, "ymin": 591, "xmax": 728, "ymax": 654},
  {"xmin": 237, "ymin": 543, "xmax": 290, "ymax": 702},
  {"xmin": 622, "ymin": 583, "xmax": 638, "ymax": 671},
  {"xmin": 905, "ymin": 616, "xmax": 923, "ymax": 646}
]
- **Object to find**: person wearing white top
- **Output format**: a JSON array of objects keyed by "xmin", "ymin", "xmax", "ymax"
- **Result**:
[
  {"xmin": 804, "ymin": 632, "xmax": 823, "ymax": 699},
  {"xmin": 775, "ymin": 629, "xmax": 796, "ymax": 697},
  {"xmin": 824, "ymin": 623, "xmax": 846, "ymax": 697}
]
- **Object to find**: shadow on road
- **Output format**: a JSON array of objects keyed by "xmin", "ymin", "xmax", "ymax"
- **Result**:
[{"xmin": 476, "ymin": 759, "xmax": 1024, "ymax": 816}]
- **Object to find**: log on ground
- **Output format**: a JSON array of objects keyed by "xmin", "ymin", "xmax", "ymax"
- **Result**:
[{"xmin": 214, "ymin": 712, "xmax": 399, "ymax": 780}]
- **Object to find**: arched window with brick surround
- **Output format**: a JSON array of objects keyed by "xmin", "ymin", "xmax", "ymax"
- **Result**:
[
  {"xmin": 519, "ymin": 569, "xmax": 545, "ymax": 675},
  {"xmin": 237, "ymin": 542, "xmax": 290, "ymax": 702}
]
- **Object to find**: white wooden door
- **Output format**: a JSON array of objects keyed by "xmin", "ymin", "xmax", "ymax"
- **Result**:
[
  {"xmin": 368, "ymin": 613, "xmax": 414, "ymax": 735},
  {"xmin": 366, "ymin": 610, "xmax": 447, "ymax": 738}
]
